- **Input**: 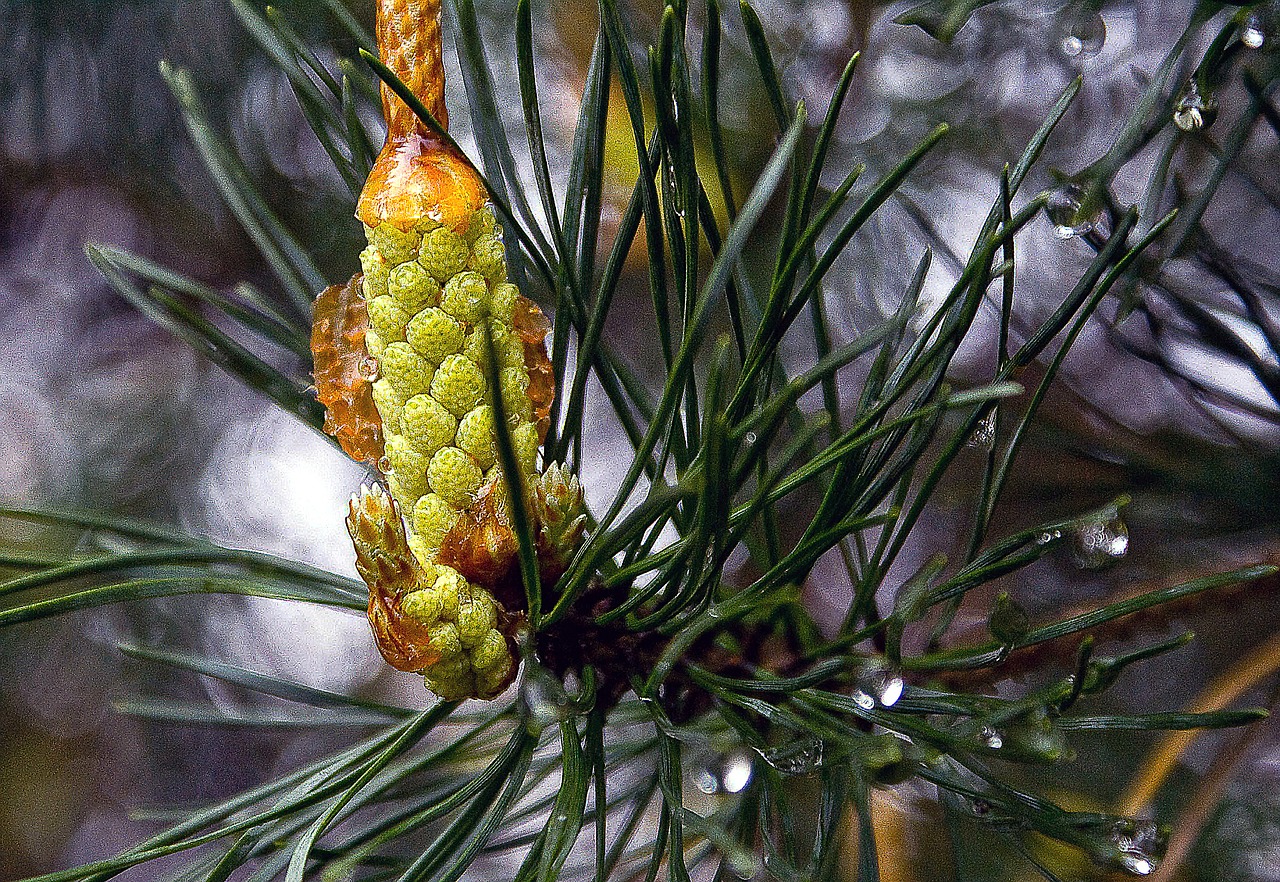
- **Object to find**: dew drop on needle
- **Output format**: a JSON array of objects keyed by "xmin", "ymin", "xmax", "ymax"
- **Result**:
[
  {"xmin": 1058, "ymin": 10, "xmax": 1106, "ymax": 61},
  {"xmin": 1241, "ymin": 14, "xmax": 1266, "ymax": 50},
  {"xmin": 1047, "ymin": 184, "xmax": 1104, "ymax": 240}
]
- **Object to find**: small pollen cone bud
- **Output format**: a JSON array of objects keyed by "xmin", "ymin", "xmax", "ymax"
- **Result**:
[
  {"xmin": 347, "ymin": 486, "xmax": 438, "ymax": 672},
  {"xmin": 533, "ymin": 463, "xmax": 587, "ymax": 583}
]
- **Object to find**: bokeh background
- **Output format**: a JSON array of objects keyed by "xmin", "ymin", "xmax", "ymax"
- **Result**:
[{"xmin": 2, "ymin": 0, "xmax": 1279, "ymax": 879}]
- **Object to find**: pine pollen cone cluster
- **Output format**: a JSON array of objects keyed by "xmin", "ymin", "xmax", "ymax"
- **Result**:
[{"xmin": 310, "ymin": 0, "xmax": 585, "ymax": 701}]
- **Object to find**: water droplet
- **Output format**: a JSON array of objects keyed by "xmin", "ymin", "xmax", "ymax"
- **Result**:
[
  {"xmin": 1173, "ymin": 81, "xmax": 1217, "ymax": 131},
  {"xmin": 856, "ymin": 666, "xmax": 905, "ymax": 708},
  {"xmin": 878, "ymin": 674, "xmax": 905, "ymax": 707},
  {"xmin": 966, "ymin": 411, "xmax": 996, "ymax": 449},
  {"xmin": 686, "ymin": 750, "xmax": 753, "ymax": 816},
  {"xmin": 1036, "ymin": 529, "xmax": 1063, "ymax": 546},
  {"xmin": 519, "ymin": 661, "xmax": 572, "ymax": 734},
  {"xmin": 1046, "ymin": 184, "xmax": 1105, "ymax": 240},
  {"xmin": 970, "ymin": 798, "xmax": 992, "ymax": 817},
  {"xmin": 744, "ymin": 431, "xmax": 758, "ymax": 445},
  {"xmin": 759, "ymin": 737, "xmax": 824, "ymax": 776},
  {"xmin": 1122, "ymin": 856, "xmax": 1154, "ymax": 876},
  {"xmin": 1108, "ymin": 819, "xmax": 1165, "ymax": 876},
  {"xmin": 663, "ymin": 161, "xmax": 686, "ymax": 218},
  {"xmin": 1058, "ymin": 10, "xmax": 1106, "ymax": 60},
  {"xmin": 358, "ymin": 356, "xmax": 379, "ymax": 380},
  {"xmin": 1241, "ymin": 14, "xmax": 1266, "ymax": 49},
  {"xmin": 720, "ymin": 751, "xmax": 753, "ymax": 793},
  {"xmin": 979, "ymin": 725, "xmax": 1003, "ymax": 749},
  {"xmin": 377, "ymin": 455, "xmax": 392, "ymax": 474},
  {"xmin": 1071, "ymin": 514, "xmax": 1128, "ymax": 570}
]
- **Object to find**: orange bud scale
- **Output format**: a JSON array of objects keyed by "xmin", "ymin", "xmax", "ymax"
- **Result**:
[{"xmin": 311, "ymin": 274, "xmax": 385, "ymax": 463}]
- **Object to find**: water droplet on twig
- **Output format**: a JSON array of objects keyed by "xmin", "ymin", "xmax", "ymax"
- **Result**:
[
  {"xmin": 966, "ymin": 410, "xmax": 996, "ymax": 449},
  {"xmin": 851, "ymin": 663, "xmax": 904, "ymax": 710},
  {"xmin": 720, "ymin": 750, "xmax": 754, "ymax": 793},
  {"xmin": 760, "ymin": 737, "xmax": 824, "ymax": 776},
  {"xmin": 1108, "ymin": 819, "xmax": 1166, "ymax": 876},
  {"xmin": 1173, "ymin": 81, "xmax": 1217, "ymax": 131},
  {"xmin": 878, "ymin": 673, "xmax": 905, "ymax": 707},
  {"xmin": 1036, "ymin": 529, "xmax": 1063, "ymax": 546},
  {"xmin": 685, "ymin": 748, "xmax": 754, "ymax": 816},
  {"xmin": 519, "ymin": 661, "xmax": 572, "ymax": 734}
]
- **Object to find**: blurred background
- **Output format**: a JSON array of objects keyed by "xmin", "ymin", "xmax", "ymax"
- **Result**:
[{"xmin": 1, "ymin": 0, "xmax": 1279, "ymax": 879}]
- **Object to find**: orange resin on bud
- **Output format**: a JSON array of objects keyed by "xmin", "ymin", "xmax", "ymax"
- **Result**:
[{"xmin": 357, "ymin": 134, "xmax": 488, "ymax": 234}]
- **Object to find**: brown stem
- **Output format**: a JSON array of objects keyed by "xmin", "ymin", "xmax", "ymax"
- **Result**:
[{"xmin": 377, "ymin": 0, "xmax": 448, "ymax": 140}]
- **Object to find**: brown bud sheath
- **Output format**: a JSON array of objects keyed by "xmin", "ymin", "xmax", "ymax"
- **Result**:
[{"xmin": 311, "ymin": 274, "xmax": 385, "ymax": 463}]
